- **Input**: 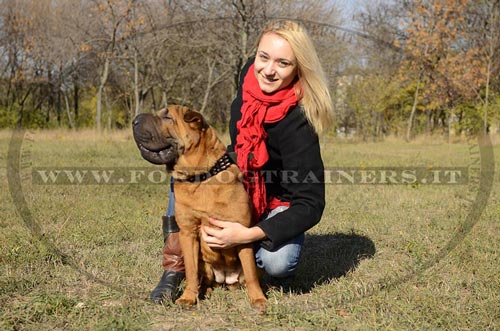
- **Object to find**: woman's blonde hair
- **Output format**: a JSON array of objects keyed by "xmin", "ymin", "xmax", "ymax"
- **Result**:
[{"xmin": 256, "ymin": 20, "xmax": 334, "ymax": 135}]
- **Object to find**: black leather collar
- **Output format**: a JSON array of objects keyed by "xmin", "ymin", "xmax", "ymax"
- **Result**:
[{"xmin": 173, "ymin": 153, "xmax": 235, "ymax": 183}]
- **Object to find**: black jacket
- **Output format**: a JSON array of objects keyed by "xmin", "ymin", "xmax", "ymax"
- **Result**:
[{"xmin": 228, "ymin": 58, "xmax": 325, "ymax": 251}]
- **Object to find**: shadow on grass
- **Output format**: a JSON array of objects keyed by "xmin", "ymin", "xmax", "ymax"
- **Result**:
[{"xmin": 263, "ymin": 231, "xmax": 376, "ymax": 293}]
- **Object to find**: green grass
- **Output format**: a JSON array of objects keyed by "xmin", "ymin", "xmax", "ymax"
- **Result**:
[{"xmin": 1, "ymin": 129, "xmax": 499, "ymax": 330}]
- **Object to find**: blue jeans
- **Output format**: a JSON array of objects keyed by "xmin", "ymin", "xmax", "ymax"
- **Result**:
[{"xmin": 254, "ymin": 206, "xmax": 305, "ymax": 278}]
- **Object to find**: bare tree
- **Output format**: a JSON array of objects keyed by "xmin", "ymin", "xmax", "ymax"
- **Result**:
[{"xmin": 467, "ymin": 0, "xmax": 500, "ymax": 134}]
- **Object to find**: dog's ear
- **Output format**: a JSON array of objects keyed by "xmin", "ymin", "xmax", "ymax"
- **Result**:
[{"xmin": 183, "ymin": 108, "xmax": 208, "ymax": 131}]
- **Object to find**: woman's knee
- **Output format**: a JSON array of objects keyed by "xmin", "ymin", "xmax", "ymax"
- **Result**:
[
  {"xmin": 260, "ymin": 256, "xmax": 297, "ymax": 278},
  {"xmin": 256, "ymin": 239, "xmax": 303, "ymax": 278}
]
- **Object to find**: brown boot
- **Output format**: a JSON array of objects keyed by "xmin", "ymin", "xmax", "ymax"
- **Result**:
[{"xmin": 149, "ymin": 216, "xmax": 185, "ymax": 304}]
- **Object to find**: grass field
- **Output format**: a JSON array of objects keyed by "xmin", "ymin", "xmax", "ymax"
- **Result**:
[{"xmin": 1, "ymin": 129, "xmax": 499, "ymax": 330}]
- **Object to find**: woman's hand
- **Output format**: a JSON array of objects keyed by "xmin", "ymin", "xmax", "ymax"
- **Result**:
[{"xmin": 201, "ymin": 217, "xmax": 266, "ymax": 249}]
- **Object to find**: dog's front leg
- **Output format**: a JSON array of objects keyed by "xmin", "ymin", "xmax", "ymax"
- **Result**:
[
  {"xmin": 175, "ymin": 227, "xmax": 199, "ymax": 307},
  {"xmin": 237, "ymin": 244, "xmax": 268, "ymax": 312}
]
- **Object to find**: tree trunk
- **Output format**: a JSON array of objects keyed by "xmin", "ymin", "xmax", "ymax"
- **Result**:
[
  {"xmin": 47, "ymin": 69, "xmax": 53, "ymax": 124},
  {"xmin": 56, "ymin": 85, "xmax": 62, "ymax": 126},
  {"xmin": 483, "ymin": 2, "xmax": 497, "ymax": 136},
  {"xmin": 104, "ymin": 88, "xmax": 112, "ymax": 131},
  {"xmin": 96, "ymin": 58, "xmax": 110, "ymax": 132},
  {"xmin": 63, "ymin": 90, "xmax": 75, "ymax": 129},
  {"xmin": 406, "ymin": 73, "xmax": 422, "ymax": 142},
  {"xmin": 200, "ymin": 59, "xmax": 215, "ymax": 114},
  {"xmin": 16, "ymin": 89, "xmax": 31, "ymax": 127},
  {"xmin": 74, "ymin": 81, "xmax": 79, "ymax": 127},
  {"xmin": 425, "ymin": 111, "xmax": 431, "ymax": 135},
  {"xmin": 150, "ymin": 88, "xmax": 157, "ymax": 112},
  {"xmin": 134, "ymin": 48, "xmax": 140, "ymax": 117},
  {"xmin": 18, "ymin": 103, "xmax": 24, "ymax": 127},
  {"xmin": 448, "ymin": 106, "xmax": 454, "ymax": 144},
  {"xmin": 161, "ymin": 91, "xmax": 168, "ymax": 109},
  {"xmin": 483, "ymin": 54, "xmax": 491, "ymax": 135}
]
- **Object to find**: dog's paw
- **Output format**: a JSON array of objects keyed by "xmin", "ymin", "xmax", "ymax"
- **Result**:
[
  {"xmin": 250, "ymin": 298, "xmax": 268, "ymax": 315},
  {"xmin": 199, "ymin": 286, "xmax": 214, "ymax": 300},
  {"xmin": 175, "ymin": 297, "xmax": 197, "ymax": 308},
  {"xmin": 175, "ymin": 291, "xmax": 197, "ymax": 308}
]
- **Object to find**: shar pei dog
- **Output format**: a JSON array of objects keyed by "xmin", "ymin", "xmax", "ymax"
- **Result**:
[{"xmin": 132, "ymin": 105, "xmax": 267, "ymax": 311}]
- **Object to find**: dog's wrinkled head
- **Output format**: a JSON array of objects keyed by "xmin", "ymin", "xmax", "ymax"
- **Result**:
[{"xmin": 132, "ymin": 105, "xmax": 207, "ymax": 169}]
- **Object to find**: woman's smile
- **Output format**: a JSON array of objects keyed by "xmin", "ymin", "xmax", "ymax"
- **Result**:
[{"xmin": 253, "ymin": 32, "xmax": 297, "ymax": 94}]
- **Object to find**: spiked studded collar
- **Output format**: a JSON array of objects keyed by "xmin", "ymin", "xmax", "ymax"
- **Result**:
[{"xmin": 173, "ymin": 153, "xmax": 235, "ymax": 183}]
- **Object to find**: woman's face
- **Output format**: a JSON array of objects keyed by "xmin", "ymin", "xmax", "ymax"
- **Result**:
[{"xmin": 254, "ymin": 32, "xmax": 298, "ymax": 94}]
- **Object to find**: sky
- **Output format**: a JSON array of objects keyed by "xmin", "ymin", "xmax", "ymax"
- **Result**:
[
  {"xmin": 334, "ymin": 0, "xmax": 366, "ymax": 28},
  {"xmin": 334, "ymin": 0, "xmax": 393, "ymax": 28}
]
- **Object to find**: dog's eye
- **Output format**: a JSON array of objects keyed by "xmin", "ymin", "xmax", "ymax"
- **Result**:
[{"xmin": 161, "ymin": 114, "xmax": 174, "ymax": 122}]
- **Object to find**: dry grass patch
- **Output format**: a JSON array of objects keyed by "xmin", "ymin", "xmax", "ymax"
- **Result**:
[{"xmin": 1, "ymin": 129, "xmax": 498, "ymax": 330}]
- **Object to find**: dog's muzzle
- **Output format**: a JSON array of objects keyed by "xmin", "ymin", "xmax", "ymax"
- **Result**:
[{"xmin": 132, "ymin": 114, "xmax": 179, "ymax": 166}]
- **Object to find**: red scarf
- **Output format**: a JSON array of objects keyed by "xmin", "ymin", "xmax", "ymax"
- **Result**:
[{"xmin": 235, "ymin": 63, "xmax": 300, "ymax": 221}]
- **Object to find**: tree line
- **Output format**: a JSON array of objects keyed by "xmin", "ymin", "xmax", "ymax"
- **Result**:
[{"xmin": 0, "ymin": 0, "xmax": 498, "ymax": 140}]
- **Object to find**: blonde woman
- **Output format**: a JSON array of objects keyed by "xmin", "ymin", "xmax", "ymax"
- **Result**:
[{"xmin": 151, "ymin": 20, "xmax": 333, "ymax": 303}]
